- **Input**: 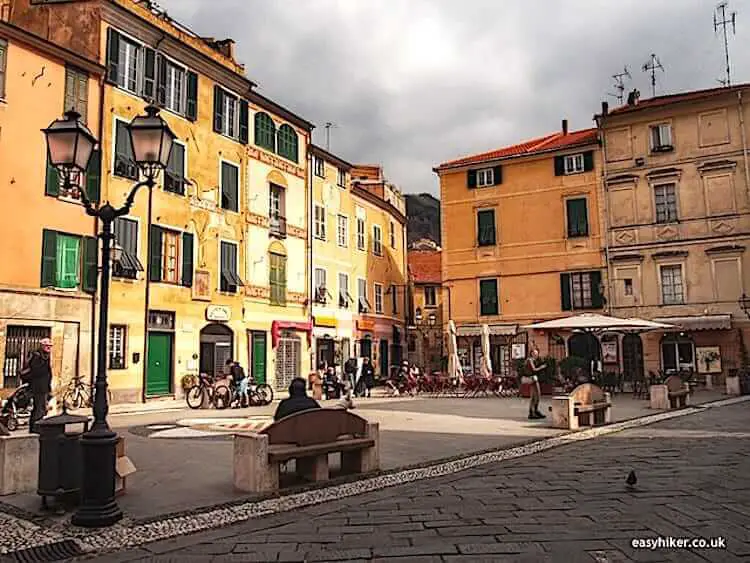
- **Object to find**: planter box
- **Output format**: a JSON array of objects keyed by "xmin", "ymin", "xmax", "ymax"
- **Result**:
[{"xmin": 520, "ymin": 382, "xmax": 555, "ymax": 398}]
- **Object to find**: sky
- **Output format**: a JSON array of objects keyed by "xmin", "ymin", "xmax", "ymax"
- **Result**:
[{"xmin": 158, "ymin": 0, "xmax": 750, "ymax": 196}]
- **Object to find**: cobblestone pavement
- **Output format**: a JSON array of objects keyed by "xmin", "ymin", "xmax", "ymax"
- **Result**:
[{"xmin": 84, "ymin": 402, "xmax": 750, "ymax": 562}]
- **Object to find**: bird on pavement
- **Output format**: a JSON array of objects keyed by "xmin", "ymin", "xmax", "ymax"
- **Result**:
[{"xmin": 626, "ymin": 470, "xmax": 637, "ymax": 488}]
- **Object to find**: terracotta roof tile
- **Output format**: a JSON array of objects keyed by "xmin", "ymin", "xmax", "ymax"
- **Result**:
[
  {"xmin": 408, "ymin": 250, "xmax": 441, "ymax": 284},
  {"xmin": 607, "ymin": 84, "xmax": 750, "ymax": 116},
  {"xmin": 437, "ymin": 128, "xmax": 598, "ymax": 170}
]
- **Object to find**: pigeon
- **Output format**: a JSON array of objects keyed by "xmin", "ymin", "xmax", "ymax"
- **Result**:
[{"xmin": 626, "ymin": 470, "xmax": 637, "ymax": 488}]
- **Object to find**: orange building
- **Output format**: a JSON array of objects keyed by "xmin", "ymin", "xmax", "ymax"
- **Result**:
[{"xmin": 407, "ymin": 241, "xmax": 444, "ymax": 372}]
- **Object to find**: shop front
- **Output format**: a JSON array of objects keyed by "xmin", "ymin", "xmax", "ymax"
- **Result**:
[
  {"xmin": 355, "ymin": 318, "xmax": 404, "ymax": 379},
  {"xmin": 455, "ymin": 324, "xmax": 525, "ymax": 377},
  {"xmin": 312, "ymin": 315, "xmax": 354, "ymax": 370},
  {"xmin": 270, "ymin": 320, "xmax": 313, "ymax": 392}
]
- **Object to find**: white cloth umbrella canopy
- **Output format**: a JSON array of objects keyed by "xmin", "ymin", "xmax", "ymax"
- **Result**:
[
  {"xmin": 480, "ymin": 323, "xmax": 492, "ymax": 376},
  {"xmin": 447, "ymin": 320, "xmax": 463, "ymax": 380},
  {"xmin": 522, "ymin": 313, "xmax": 674, "ymax": 332}
]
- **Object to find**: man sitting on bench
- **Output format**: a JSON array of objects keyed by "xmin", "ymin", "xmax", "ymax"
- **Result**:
[{"xmin": 274, "ymin": 377, "xmax": 321, "ymax": 421}]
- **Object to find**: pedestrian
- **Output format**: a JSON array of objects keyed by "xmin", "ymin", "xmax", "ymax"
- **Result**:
[
  {"xmin": 274, "ymin": 377, "xmax": 320, "ymax": 421},
  {"xmin": 360, "ymin": 356, "xmax": 375, "ymax": 398},
  {"xmin": 525, "ymin": 348, "xmax": 547, "ymax": 420},
  {"xmin": 225, "ymin": 359, "xmax": 248, "ymax": 408},
  {"xmin": 27, "ymin": 338, "xmax": 53, "ymax": 433},
  {"xmin": 344, "ymin": 357, "xmax": 358, "ymax": 393}
]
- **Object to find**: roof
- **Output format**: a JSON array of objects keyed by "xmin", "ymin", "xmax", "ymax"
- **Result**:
[
  {"xmin": 435, "ymin": 128, "xmax": 598, "ymax": 171},
  {"xmin": 408, "ymin": 250, "xmax": 441, "ymax": 284},
  {"xmin": 310, "ymin": 144, "xmax": 353, "ymax": 170},
  {"xmin": 604, "ymin": 84, "xmax": 750, "ymax": 117}
]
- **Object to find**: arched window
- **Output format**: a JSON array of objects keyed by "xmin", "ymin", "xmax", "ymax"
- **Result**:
[
  {"xmin": 254, "ymin": 112, "xmax": 276, "ymax": 151},
  {"xmin": 277, "ymin": 124, "xmax": 299, "ymax": 163}
]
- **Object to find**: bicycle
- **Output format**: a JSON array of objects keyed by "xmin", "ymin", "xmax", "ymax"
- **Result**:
[
  {"xmin": 229, "ymin": 379, "xmax": 274, "ymax": 407},
  {"xmin": 185, "ymin": 373, "xmax": 231, "ymax": 410},
  {"xmin": 63, "ymin": 375, "xmax": 113, "ymax": 410}
]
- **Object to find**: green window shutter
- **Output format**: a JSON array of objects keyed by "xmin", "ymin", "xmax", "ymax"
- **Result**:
[
  {"xmin": 477, "ymin": 210, "xmax": 495, "ymax": 246},
  {"xmin": 583, "ymin": 151, "xmax": 594, "ymax": 172},
  {"xmin": 213, "ymin": 85, "xmax": 224, "ymax": 133},
  {"xmin": 269, "ymin": 254, "xmax": 278, "ymax": 304},
  {"xmin": 41, "ymin": 229, "xmax": 57, "ymax": 287},
  {"xmin": 480, "ymin": 279, "xmax": 498, "ymax": 315},
  {"xmin": 149, "ymin": 225, "xmax": 163, "ymax": 282},
  {"xmin": 181, "ymin": 232, "xmax": 194, "ymax": 287},
  {"xmin": 82, "ymin": 236, "xmax": 98, "ymax": 294},
  {"xmin": 238, "ymin": 100, "xmax": 249, "ymax": 144},
  {"xmin": 56, "ymin": 234, "xmax": 81, "ymax": 289},
  {"xmin": 45, "ymin": 157, "xmax": 59, "ymax": 197},
  {"xmin": 560, "ymin": 273, "xmax": 572, "ymax": 311},
  {"xmin": 186, "ymin": 71, "xmax": 198, "ymax": 121},
  {"xmin": 554, "ymin": 156, "xmax": 565, "ymax": 176},
  {"xmin": 86, "ymin": 149, "xmax": 101, "ymax": 203},
  {"xmin": 467, "ymin": 170, "xmax": 477, "ymax": 188},
  {"xmin": 156, "ymin": 54, "xmax": 167, "ymax": 107},
  {"xmin": 492, "ymin": 165, "xmax": 502, "ymax": 185},
  {"xmin": 590, "ymin": 270, "xmax": 604, "ymax": 308},
  {"xmin": 106, "ymin": 28, "xmax": 119, "ymax": 84},
  {"xmin": 566, "ymin": 198, "xmax": 588, "ymax": 237},
  {"xmin": 143, "ymin": 47, "xmax": 156, "ymax": 100}
]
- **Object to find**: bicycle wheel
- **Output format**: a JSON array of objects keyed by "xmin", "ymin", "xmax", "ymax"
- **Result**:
[
  {"xmin": 185, "ymin": 385, "xmax": 204, "ymax": 409},
  {"xmin": 255, "ymin": 384, "xmax": 274, "ymax": 405},
  {"xmin": 213, "ymin": 385, "xmax": 231, "ymax": 410}
]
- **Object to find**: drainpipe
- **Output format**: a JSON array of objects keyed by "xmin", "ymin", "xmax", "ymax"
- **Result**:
[{"xmin": 738, "ymin": 91, "xmax": 750, "ymax": 200}]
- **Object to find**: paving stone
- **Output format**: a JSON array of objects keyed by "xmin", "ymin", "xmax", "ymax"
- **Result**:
[
  {"xmin": 371, "ymin": 543, "xmax": 459, "ymax": 557},
  {"xmin": 303, "ymin": 548, "xmax": 372, "ymax": 561},
  {"xmin": 435, "ymin": 524, "xmax": 508, "ymax": 536},
  {"xmin": 233, "ymin": 543, "xmax": 300, "ymax": 554},
  {"xmin": 457, "ymin": 541, "xmax": 545, "ymax": 554}
]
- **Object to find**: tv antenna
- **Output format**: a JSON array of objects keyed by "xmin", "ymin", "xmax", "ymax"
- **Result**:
[
  {"xmin": 714, "ymin": 1, "xmax": 737, "ymax": 86},
  {"xmin": 324, "ymin": 122, "xmax": 337, "ymax": 151},
  {"xmin": 608, "ymin": 66, "xmax": 632, "ymax": 105},
  {"xmin": 642, "ymin": 54, "xmax": 664, "ymax": 97}
]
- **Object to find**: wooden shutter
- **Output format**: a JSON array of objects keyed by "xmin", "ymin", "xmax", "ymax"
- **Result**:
[
  {"xmin": 560, "ymin": 273, "xmax": 572, "ymax": 311},
  {"xmin": 45, "ymin": 157, "xmax": 59, "ymax": 197},
  {"xmin": 583, "ymin": 151, "xmax": 594, "ymax": 172},
  {"xmin": 480, "ymin": 279, "xmax": 497, "ymax": 315},
  {"xmin": 554, "ymin": 156, "xmax": 565, "ymax": 176},
  {"xmin": 86, "ymin": 149, "xmax": 101, "ymax": 203},
  {"xmin": 143, "ymin": 47, "xmax": 156, "ymax": 100},
  {"xmin": 149, "ymin": 225, "xmax": 163, "ymax": 282},
  {"xmin": 467, "ymin": 170, "xmax": 477, "ymax": 188},
  {"xmin": 82, "ymin": 236, "xmax": 98, "ymax": 294},
  {"xmin": 492, "ymin": 165, "xmax": 502, "ymax": 185},
  {"xmin": 590, "ymin": 270, "xmax": 604, "ymax": 308},
  {"xmin": 186, "ymin": 71, "xmax": 198, "ymax": 121},
  {"xmin": 106, "ymin": 28, "xmax": 119, "ymax": 84},
  {"xmin": 181, "ymin": 232, "xmax": 194, "ymax": 287},
  {"xmin": 238, "ymin": 99, "xmax": 249, "ymax": 144},
  {"xmin": 156, "ymin": 54, "xmax": 167, "ymax": 107},
  {"xmin": 213, "ymin": 85, "xmax": 224, "ymax": 133},
  {"xmin": 566, "ymin": 198, "xmax": 588, "ymax": 237},
  {"xmin": 41, "ymin": 229, "xmax": 57, "ymax": 287},
  {"xmin": 477, "ymin": 210, "xmax": 495, "ymax": 245}
]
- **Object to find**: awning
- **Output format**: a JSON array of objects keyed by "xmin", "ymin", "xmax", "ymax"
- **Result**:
[
  {"xmin": 653, "ymin": 314, "xmax": 732, "ymax": 331},
  {"xmin": 456, "ymin": 324, "xmax": 518, "ymax": 337},
  {"xmin": 271, "ymin": 320, "xmax": 313, "ymax": 348}
]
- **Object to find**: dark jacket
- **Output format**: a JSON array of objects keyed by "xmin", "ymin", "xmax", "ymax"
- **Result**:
[
  {"xmin": 28, "ymin": 351, "xmax": 52, "ymax": 394},
  {"xmin": 361, "ymin": 362, "xmax": 375, "ymax": 387},
  {"xmin": 230, "ymin": 363, "xmax": 246, "ymax": 384},
  {"xmin": 274, "ymin": 379, "xmax": 320, "ymax": 421},
  {"xmin": 344, "ymin": 358, "xmax": 357, "ymax": 375}
]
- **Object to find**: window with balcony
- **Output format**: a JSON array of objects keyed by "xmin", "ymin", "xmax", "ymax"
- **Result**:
[{"xmin": 269, "ymin": 183, "xmax": 286, "ymax": 238}]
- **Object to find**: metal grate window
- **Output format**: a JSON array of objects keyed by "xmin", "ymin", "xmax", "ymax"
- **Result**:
[
  {"xmin": 2, "ymin": 326, "xmax": 51, "ymax": 388},
  {"xmin": 275, "ymin": 336, "xmax": 301, "ymax": 391}
]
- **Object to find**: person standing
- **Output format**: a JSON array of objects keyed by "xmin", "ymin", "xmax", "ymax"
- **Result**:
[
  {"xmin": 344, "ymin": 357, "xmax": 358, "ymax": 393},
  {"xmin": 360, "ymin": 356, "xmax": 375, "ymax": 398},
  {"xmin": 525, "ymin": 348, "xmax": 547, "ymax": 420},
  {"xmin": 225, "ymin": 359, "xmax": 248, "ymax": 408},
  {"xmin": 28, "ymin": 338, "xmax": 53, "ymax": 433}
]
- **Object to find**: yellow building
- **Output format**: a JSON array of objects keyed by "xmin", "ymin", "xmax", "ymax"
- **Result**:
[
  {"xmin": 597, "ymin": 85, "xmax": 750, "ymax": 385},
  {"xmin": 9, "ymin": 0, "xmax": 313, "ymax": 400},
  {"xmin": 310, "ymin": 150, "xmax": 408, "ymax": 378},
  {"xmin": 0, "ymin": 19, "xmax": 103, "ymax": 397},
  {"xmin": 434, "ymin": 122, "xmax": 605, "ymax": 375}
]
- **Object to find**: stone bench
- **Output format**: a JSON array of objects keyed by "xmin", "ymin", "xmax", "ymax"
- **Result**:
[
  {"xmin": 650, "ymin": 375, "xmax": 690, "ymax": 409},
  {"xmin": 549, "ymin": 383, "xmax": 612, "ymax": 430},
  {"xmin": 233, "ymin": 408, "xmax": 379, "ymax": 494}
]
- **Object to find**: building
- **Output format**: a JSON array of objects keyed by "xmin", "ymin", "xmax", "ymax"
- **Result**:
[
  {"xmin": 310, "ymin": 153, "xmax": 408, "ymax": 378},
  {"xmin": 7, "ymin": 0, "xmax": 313, "ymax": 400},
  {"xmin": 407, "ymin": 241, "xmax": 444, "ymax": 372},
  {"xmin": 0, "ymin": 19, "xmax": 103, "ymax": 398},
  {"xmin": 434, "ymin": 121, "xmax": 605, "ymax": 375},
  {"xmin": 596, "ymin": 85, "xmax": 750, "ymax": 385}
]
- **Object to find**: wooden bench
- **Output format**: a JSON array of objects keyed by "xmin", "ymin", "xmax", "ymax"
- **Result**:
[
  {"xmin": 650, "ymin": 375, "xmax": 690, "ymax": 409},
  {"xmin": 233, "ymin": 408, "xmax": 379, "ymax": 494},
  {"xmin": 549, "ymin": 383, "xmax": 612, "ymax": 430}
]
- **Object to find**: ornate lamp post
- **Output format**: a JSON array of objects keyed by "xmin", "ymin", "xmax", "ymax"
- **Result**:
[{"xmin": 43, "ymin": 106, "xmax": 175, "ymax": 528}]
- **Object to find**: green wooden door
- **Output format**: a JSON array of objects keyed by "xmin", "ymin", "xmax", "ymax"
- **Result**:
[
  {"xmin": 146, "ymin": 332, "xmax": 172, "ymax": 396},
  {"xmin": 251, "ymin": 331, "xmax": 267, "ymax": 384}
]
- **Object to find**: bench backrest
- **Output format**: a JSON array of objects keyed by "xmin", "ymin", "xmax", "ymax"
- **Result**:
[
  {"xmin": 569, "ymin": 383, "xmax": 606, "ymax": 404},
  {"xmin": 260, "ymin": 408, "xmax": 369, "ymax": 446},
  {"xmin": 665, "ymin": 375, "xmax": 684, "ymax": 392}
]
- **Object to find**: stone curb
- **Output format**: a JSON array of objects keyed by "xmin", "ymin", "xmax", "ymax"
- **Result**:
[{"xmin": 1, "ymin": 394, "xmax": 748, "ymax": 557}]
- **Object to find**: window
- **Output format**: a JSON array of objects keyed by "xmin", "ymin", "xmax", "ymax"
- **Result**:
[
  {"xmin": 149, "ymin": 226, "xmax": 193, "ymax": 286},
  {"xmin": 337, "ymin": 168, "xmax": 346, "ymax": 187},
  {"xmin": 654, "ymin": 183, "xmax": 678, "ymax": 224},
  {"xmin": 45, "ymin": 149, "xmax": 101, "ymax": 203},
  {"xmin": 164, "ymin": 59, "xmax": 185, "ymax": 114},
  {"xmin": 220, "ymin": 161, "xmax": 239, "ymax": 212},
  {"xmin": 109, "ymin": 325, "xmax": 127, "ymax": 369},
  {"xmin": 564, "ymin": 154, "xmax": 584, "ymax": 174},
  {"xmin": 477, "ymin": 209, "xmax": 496, "ymax": 246},
  {"xmin": 161, "ymin": 230, "xmax": 180, "ymax": 284},
  {"xmin": 337, "ymin": 215, "xmax": 348, "ymax": 247},
  {"xmin": 571, "ymin": 272, "xmax": 592, "ymax": 309},
  {"xmin": 661, "ymin": 335, "xmax": 695, "ymax": 373},
  {"xmin": 164, "ymin": 142, "xmax": 186, "ymax": 195},
  {"xmin": 391, "ymin": 286, "xmax": 398, "ymax": 315},
  {"xmin": 213, "ymin": 86, "xmax": 248, "ymax": 142},
  {"xmin": 660, "ymin": 264, "xmax": 684, "ymax": 305},
  {"xmin": 424, "ymin": 286, "xmax": 437, "ymax": 307},
  {"xmin": 313, "ymin": 155, "xmax": 325, "ymax": 177},
  {"xmin": 254, "ymin": 112, "xmax": 276, "ymax": 151},
  {"xmin": 476, "ymin": 168, "xmax": 494, "ymax": 187},
  {"xmin": 314, "ymin": 205, "xmax": 326, "ymax": 240},
  {"xmin": 64, "ymin": 67, "xmax": 88, "ymax": 122},
  {"xmin": 220, "ymin": 241, "xmax": 243, "ymax": 293},
  {"xmin": 40, "ymin": 230, "xmax": 97, "ymax": 293},
  {"xmin": 56, "ymin": 234, "xmax": 81, "ymax": 289},
  {"xmin": 566, "ymin": 198, "xmax": 589, "ymax": 237},
  {"xmin": 358, "ymin": 278, "xmax": 371, "ymax": 313},
  {"xmin": 479, "ymin": 279, "xmax": 499, "ymax": 316},
  {"xmin": 624, "ymin": 278, "xmax": 633, "ymax": 296},
  {"xmin": 561, "ymin": 271, "xmax": 603, "ymax": 311},
  {"xmin": 269, "ymin": 252, "xmax": 287, "ymax": 305},
  {"xmin": 650, "ymin": 123, "xmax": 673, "ymax": 151},
  {"xmin": 113, "ymin": 119, "xmax": 137, "ymax": 180},
  {"xmin": 314, "ymin": 268, "xmax": 327, "ymax": 303},
  {"xmin": 277, "ymin": 124, "xmax": 298, "ymax": 163},
  {"xmin": 374, "ymin": 283, "xmax": 384, "ymax": 313},
  {"xmin": 113, "ymin": 217, "xmax": 144, "ymax": 279},
  {"xmin": 116, "ymin": 34, "xmax": 140, "ymax": 94},
  {"xmin": 356, "ymin": 217, "xmax": 366, "ymax": 250},
  {"xmin": 338, "ymin": 273, "xmax": 350, "ymax": 309},
  {"xmin": 269, "ymin": 184, "xmax": 286, "ymax": 237},
  {"xmin": 0, "ymin": 39, "xmax": 6, "ymax": 99},
  {"xmin": 373, "ymin": 225, "xmax": 383, "ymax": 256},
  {"xmin": 389, "ymin": 221, "xmax": 396, "ymax": 248}
]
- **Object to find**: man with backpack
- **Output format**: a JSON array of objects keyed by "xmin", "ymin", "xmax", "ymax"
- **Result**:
[
  {"xmin": 225, "ymin": 359, "xmax": 248, "ymax": 408},
  {"xmin": 21, "ymin": 338, "xmax": 53, "ymax": 433}
]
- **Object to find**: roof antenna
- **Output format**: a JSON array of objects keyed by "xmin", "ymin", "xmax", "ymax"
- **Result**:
[
  {"xmin": 642, "ymin": 54, "xmax": 664, "ymax": 97},
  {"xmin": 608, "ymin": 66, "xmax": 632, "ymax": 105},
  {"xmin": 324, "ymin": 122, "xmax": 337, "ymax": 152},
  {"xmin": 714, "ymin": 1, "xmax": 737, "ymax": 87}
]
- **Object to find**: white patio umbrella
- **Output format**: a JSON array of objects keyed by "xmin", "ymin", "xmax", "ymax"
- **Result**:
[
  {"xmin": 447, "ymin": 320, "xmax": 464, "ymax": 381},
  {"xmin": 522, "ymin": 313, "xmax": 674, "ymax": 333},
  {"xmin": 480, "ymin": 323, "xmax": 492, "ymax": 376}
]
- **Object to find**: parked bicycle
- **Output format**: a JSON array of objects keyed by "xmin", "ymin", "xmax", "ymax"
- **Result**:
[
  {"xmin": 229, "ymin": 379, "xmax": 274, "ymax": 407},
  {"xmin": 63, "ymin": 375, "xmax": 113, "ymax": 410},
  {"xmin": 185, "ymin": 373, "xmax": 231, "ymax": 410}
]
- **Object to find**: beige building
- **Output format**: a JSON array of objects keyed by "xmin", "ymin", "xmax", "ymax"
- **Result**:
[{"xmin": 597, "ymin": 85, "xmax": 750, "ymax": 386}]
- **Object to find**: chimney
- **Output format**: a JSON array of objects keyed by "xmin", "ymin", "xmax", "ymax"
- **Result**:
[
  {"xmin": 561, "ymin": 119, "xmax": 568, "ymax": 135},
  {"xmin": 601, "ymin": 101, "xmax": 609, "ymax": 116}
]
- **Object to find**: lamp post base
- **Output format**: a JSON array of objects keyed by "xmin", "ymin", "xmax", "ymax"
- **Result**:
[{"xmin": 71, "ymin": 427, "xmax": 123, "ymax": 528}]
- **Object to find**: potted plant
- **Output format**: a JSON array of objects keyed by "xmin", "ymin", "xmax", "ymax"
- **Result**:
[{"xmin": 559, "ymin": 356, "xmax": 588, "ymax": 386}]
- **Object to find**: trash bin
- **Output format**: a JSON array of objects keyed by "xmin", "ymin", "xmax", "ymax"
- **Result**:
[{"xmin": 37, "ymin": 412, "xmax": 90, "ymax": 510}]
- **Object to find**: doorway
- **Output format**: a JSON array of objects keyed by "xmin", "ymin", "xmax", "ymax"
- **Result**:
[
  {"xmin": 199, "ymin": 323, "xmax": 234, "ymax": 378},
  {"xmin": 249, "ymin": 331, "xmax": 267, "ymax": 384},
  {"xmin": 379, "ymin": 339, "xmax": 389, "ymax": 379},
  {"xmin": 622, "ymin": 333, "xmax": 644, "ymax": 385},
  {"xmin": 358, "ymin": 336, "xmax": 372, "ymax": 359},
  {"xmin": 2, "ymin": 326, "xmax": 51, "ymax": 388},
  {"xmin": 568, "ymin": 332, "xmax": 601, "ymax": 375},
  {"xmin": 316, "ymin": 337, "xmax": 335, "ymax": 368},
  {"xmin": 146, "ymin": 332, "xmax": 172, "ymax": 396}
]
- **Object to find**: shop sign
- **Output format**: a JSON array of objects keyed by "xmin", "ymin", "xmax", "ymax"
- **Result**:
[
  {"xmin": 314, "ymin": 316, "xmax": 337, "ymax": 328},
  {"xmin": 357, "ymin": 319, "xmax": 375, "ymax": 332},
  {"xmin": 206, "ymin": 305, "xmax": 231, "ymax": 322}
]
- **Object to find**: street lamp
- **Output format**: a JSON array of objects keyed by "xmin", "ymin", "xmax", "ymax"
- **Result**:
[{"xmin": 43, "ymin": 105, "xmax": 174, "ymax": 528}]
